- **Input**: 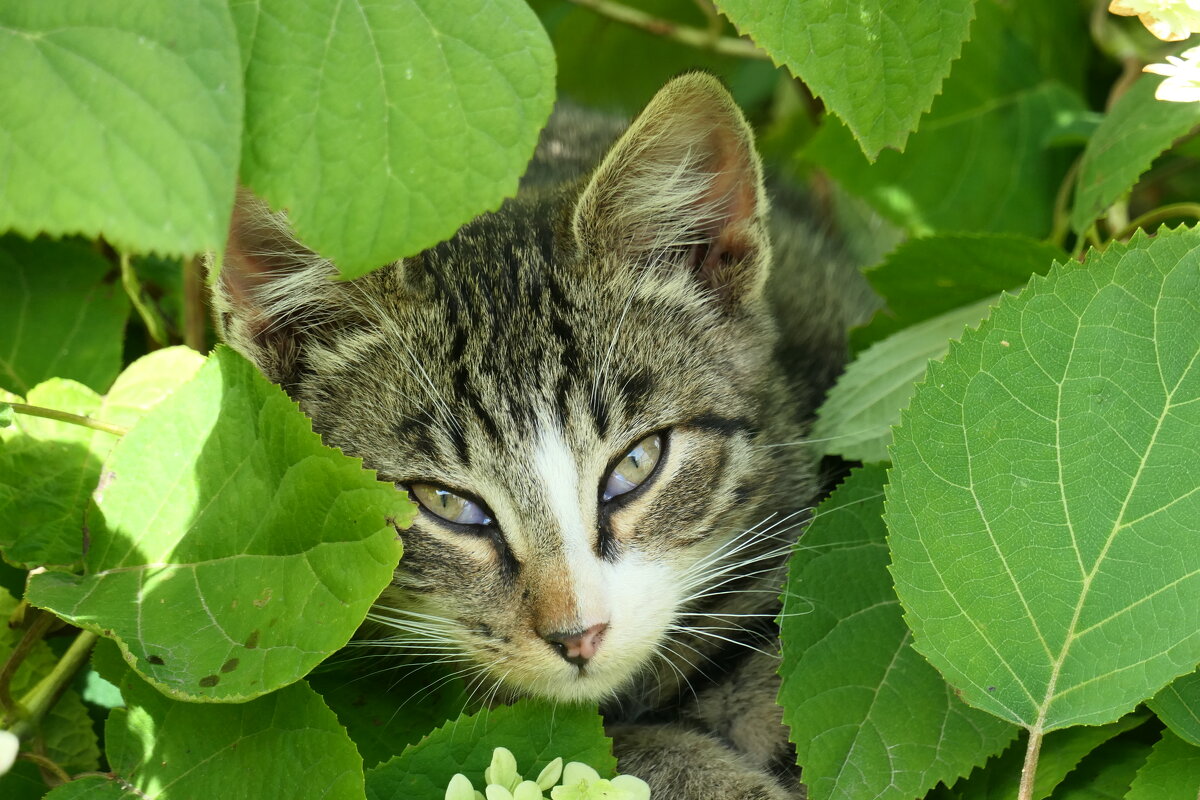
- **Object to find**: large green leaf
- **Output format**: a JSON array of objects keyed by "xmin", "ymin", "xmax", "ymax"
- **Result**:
[
  {"xmin": 1150, "ymin": 668, "xmax": 1200, "ymax": 747},
  {"xmin": 0, "ymin": 2, "xmax": 241, "ymax": 256},
  {"xmin": 0, "ymin": 348, "xmax": 204, "ymax": 569},
  {"xmin": 887, "ymin": 227, "xmax": 1200, "ymax": 732},
  {"xmin": 716, "ymin": 0, "xmax": 975, "ymax": 158},
  {"xmin": 365, "ymin": 700, "xmax": 615, "ymax": 800},
  {"xmin": 44, "ymin": 671, "xmax": 366, "ymax": 800},
  {"xmin": 779, "ymin": 466, "xmax": 1015, "ymax": 800},
  {"xmin": 1049, "ymin": 736, "xmax": 1152, "ymax": 800},
  {"xmin": 309, "ymin": 665, "xmax": 468, "ymax": 769},
  {"xmin": 27, "ymin": 347, "xmax": 412, "ymax": 702},
  {"xmin": 853, "ymin": 234, "xmax": 1065, "ymax": 350},
  {"xmin": 1125, "ymin": 730, "xmax": 1200, "ymax": 800},
  {"xmin": 806, "ymin": 0, "xmax": 1085, "ymax": 238},
  {"xmin": 813, "ymin": 296, "xmax": 997, "ymax": 463},
  {"xmin": 1072, "ymin": 72, "xmax": 1200, "ymax": 233},
  {"xmin": 946, "ymin": 713, "xmax": 1148, "ymax": 800},
  {"xmin": 231, "ymin": 0, "xmax": 556, "ymax": 278},
  {"xmin": 0, "ymin": 237, "xmax": 129, "ymax": 394}
]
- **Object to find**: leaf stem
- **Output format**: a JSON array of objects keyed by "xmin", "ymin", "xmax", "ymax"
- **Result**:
[
  {"xmin": 8, "ymin": 630, "xmax": 99, "ymax": 741},
  {"xmin": 119, "ymin": 252, "xmax": 170, "ymax": 348},
  {"xmin": 18, "ymin": 751, "xmax": 72, "ymax": 785},
  {"xmin": 0, "ymin": 610, "xmax": 55, "ymax": 720},
  {"xmin": 1018, "ymin": 728, "xmax": 1044, "ymax": 800},
  {"xmin": 565, "ymin": 0, "xmax": 767, "ymax": 59},
  {"xmin": 1049, "ymin": 154, "xmax": 1084, "ymax": 249},
  {"xmin": 7, "ymin": 403, "xmax": 128, "ymax": 437},
  {"xmin": 1113, "ymin": 202, "xmax": 1200, "ymax": 240},
  {"xmin": 182, "ymin": 256, "xmax": 207, "ymax": 353}
]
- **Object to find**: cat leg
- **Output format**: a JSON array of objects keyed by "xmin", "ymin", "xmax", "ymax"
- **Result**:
[{"xmin": 609, "ymin": 723, "xmax": 803, "ymax": 800}]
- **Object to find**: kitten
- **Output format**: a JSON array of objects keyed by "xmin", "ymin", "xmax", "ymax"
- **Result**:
[{"xmin": 213, "ymin": 73, "xmax": 872, "ymax": 799}]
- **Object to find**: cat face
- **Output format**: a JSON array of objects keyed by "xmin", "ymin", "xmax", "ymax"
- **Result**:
[{"xmin": 213, "ymin": 74, "xmax": 818, "ymax": 702}]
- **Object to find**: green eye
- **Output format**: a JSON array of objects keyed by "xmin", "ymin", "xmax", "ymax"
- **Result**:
[
  {"xmin": 410, "ymin": 483, "xmax": 493, "ymax": 526},
  {"xmin": 603, "ymin": 433, "xmax": 663, "ymax": 502}
]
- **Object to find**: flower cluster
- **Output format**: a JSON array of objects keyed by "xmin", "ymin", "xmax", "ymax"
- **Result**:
[
  {"xmin": 445, "ymin": 747, "xmax": 651, "ymax": 800},
  {"xmin": 1111, "ymin": 1, "xmax": 1200, "ymax": 100},
  {"xmin": 1110, "ymin": 0, "xmax": 1200, "ymax": 41}
]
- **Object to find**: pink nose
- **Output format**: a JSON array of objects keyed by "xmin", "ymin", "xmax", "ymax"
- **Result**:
[{"xmin": 543, "ymin": 623, "xmax": 609, "ymax": 667}]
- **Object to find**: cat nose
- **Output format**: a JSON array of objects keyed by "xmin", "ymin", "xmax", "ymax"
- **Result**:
[{"xmin": 543, "ymin": 623, "xmax": 609, "ymax": 667}]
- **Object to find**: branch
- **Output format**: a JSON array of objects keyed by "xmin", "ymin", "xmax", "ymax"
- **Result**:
[
  {"xmin": 182, "ymin": 256, "xmax": 207, "ymax": 353},
  {"xmin": 7, "ymin": 403, "xmax": 128, "ymax": 437},
  {"xmin": 566, "ymin": 0, "xmax": 768, "ymax": 60},
  {"xmin": 120, "ymin": 252, "xmax": 170, "ymax": 348},
  {"xmin": 8, "ymin": 630, "xmax": 99, "ymax": 741}
]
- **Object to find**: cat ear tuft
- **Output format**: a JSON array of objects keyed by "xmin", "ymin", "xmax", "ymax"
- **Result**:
[
  {"xmin": 572, "ymin": 72, "xmax": 770, "ymax": 306},
  {"xmin": 209, "ymin": 189, "xmax": 357, "ymax": 388}
]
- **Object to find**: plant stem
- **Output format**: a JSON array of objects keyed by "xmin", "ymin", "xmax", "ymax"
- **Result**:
[
  {"xmin": 1114, "ymin": 202, "xmax": 1200, "ymax": 240},
  {"xmin": 119, "ymin": 251, "xmax": 170, "ymax": 348},
  {"xmin": 182, "ymin": 256, "xmax": 207, "ymax": 352},
  {"xmin": 1049, "ymin": 154, "xmax": 1083, "ymax": 250},
  {"xmin": 1017, "ymin": 728, "xmax": 1044, "ymax": 800},
  {"xmin": 9, "ymin": 630, "xmax": 99, "ymax": 741},
  {"xmin": 18, "ymin": 752, "xmax": 72, "ymax": 784},
  {"xmin": 0, "ymin": 610, "xmax": 54, "ymax": 719},
  {"xmin": 566, "ymin": 0, "xmax": 767, "ymax": 59},
  {"xmin": 8, "ymin": 403, "xmax": 128, "ymax": 437}
]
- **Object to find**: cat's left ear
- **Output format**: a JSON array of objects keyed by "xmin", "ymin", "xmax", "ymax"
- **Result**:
[{"xmin": 572, "ymin": 72, "xmax": 769, "ymax": 307}]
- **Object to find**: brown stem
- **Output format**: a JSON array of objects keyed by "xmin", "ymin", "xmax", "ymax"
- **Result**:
[
  {"xmin": 7, "ymin": 403, "xmax": 128, "ymax": 437},
  {"xmin": 0, "ymin": 610, "xmax": 54, "ymax": 720},
  {"xmin": 566, "ymin": 0, "xmax": 767, "ymax": 59},
  {"xmin": 182, "ymin": 256, "xmax": 207, "ymax": 353},
  {"xmin": 18, "ymin": 751, "xmax": 72, "ymax": 785},
  {"xmin": 9, "ymin": 630, "xmax": 99, "ymax": 741}
]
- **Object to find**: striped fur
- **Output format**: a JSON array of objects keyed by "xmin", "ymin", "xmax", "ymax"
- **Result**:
[{"xmin": 213, "ymin": 73, "xmax": 873, "ymax": 798}]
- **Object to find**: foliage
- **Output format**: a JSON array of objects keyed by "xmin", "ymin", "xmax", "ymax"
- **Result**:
[{"xmin": 1, "ymin": 1, "xmax": 1199, "ymax": 799}]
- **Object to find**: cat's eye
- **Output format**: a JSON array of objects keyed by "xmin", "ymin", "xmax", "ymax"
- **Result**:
[
  {"xmin": 410, "ymin": 483, "xmax": 493, "ymax": 527},
  {"xmin": 602, "ymin": 433, "xmax": 663, "ymax": 502}
]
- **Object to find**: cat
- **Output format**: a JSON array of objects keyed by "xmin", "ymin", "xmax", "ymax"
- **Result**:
[{"xmin": 212, "ymin": 72, "xmax": 873, "ymax": 799}]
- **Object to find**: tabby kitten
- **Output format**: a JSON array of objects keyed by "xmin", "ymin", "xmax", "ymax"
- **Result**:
[{"xmin": 213, "ymin": 73, "xmax": 870, "ymax": 799}]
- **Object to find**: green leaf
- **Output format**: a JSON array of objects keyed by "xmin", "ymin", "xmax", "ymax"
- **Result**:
[
  {"xmin": 0, "ymin": 403, "xmax": 12, "ymax": 429},
  {"xmin": 1072, "ymin": 71, "xmax": 1200, "ymax": 233},
  {"xmin": 805, "ymin": 0, "xmax": 1085, "ymax": 238},
  {"xmin": 887, "ymin": 226, "xmax": 1200, "ymax": 732},
  {"xmin": 0, "ymin": 348, "xmax": 204, "ymax": 569},
  {"xmin": 0, "ymin": 589, "xmax": 100, "ymax": 775},
  {"xmin": 46, "ymin": 672, "xmax": 366, "ymax": 800},
  {"xmin": 27, "ymin": 347, "xmax": 412, "ymax": 701},
  {"xmin": 853, "ymin": 234, "xmax": 1065, "ymax": 350},
  {"xmin": 232, "ymin": 0, "xmax": 556, "ymax": 278},
  {"xmin": 715, "ymin": 0, "xmax": 975, "ymax": 158},
  {"xmin": 1125, "ymin": 730, "xmax": 1200, "ymax": 800},
  {"xmin": 365, "ymin": 700, "xmax": 615, "ymax": 800},
  {"xmin": 780, "ymin": 466, "xmax": 1015, "ymax": 800},
  {"xmin": 309, "ymin": 665, "xmax": 468, "ymax": 769},
  {"xmin": 0, "ymin": 236, "xmax": 129, "ymax": 395},
  {"xmin": 1049, "ymin": 736, "xmax": 1151, "ymax": 800},
  {"xmin": 1150, "ymin": 668, "xmax": 1200, "ymax": 747},
  {"xmin": 813, "ymin": 296, "xmax": 998, "ymax": 463},
  {"xmin": 0, "ymin": 2, "xmax": 242, "ymax": 256},
  {"xmin": 946, "ymin": 712, "xmax": 1148, "ymax": 800}
]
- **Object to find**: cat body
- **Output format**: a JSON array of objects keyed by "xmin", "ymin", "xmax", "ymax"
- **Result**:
[{"xmin": 214, "ymin": 74, "xmax": 872, "ymax": 799}]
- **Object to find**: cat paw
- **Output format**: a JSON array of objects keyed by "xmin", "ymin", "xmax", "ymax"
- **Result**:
[{"xmin": 609, "ymin": 723, "xmax": 802, "ymax": 800}]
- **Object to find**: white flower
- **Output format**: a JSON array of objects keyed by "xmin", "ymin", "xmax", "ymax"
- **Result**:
[
  {"xmin": 485, "ymin": 780, "xmax": 546, "ymax": 800},
  {"xmin": 1145, "ymin": 45, "xmax": 1200, "ymax": 100},
  {"xmin": 0, "ymin": 730, "xmax": 19, "ymax": 776},
  {"xmin": 485, "ymin": 747, "xmax": 522, "ymax": 792},
  {"xmin": 536, "ymin": 757, "xmax": 564, "ymax": 791},
  {"xmin": 549, "ymin": 762, "xmax": 651, "ymax": 800},
  {"xmin": 1110, "ymin": 0, "xmax": 1200, "ymax": 41},
  {"xmin": 445, "ymin": 773, "xmax": 485, "ymax": 800}
]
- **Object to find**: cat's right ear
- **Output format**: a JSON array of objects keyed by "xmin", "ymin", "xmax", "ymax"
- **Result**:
[
  {"xmin": 572, "ymin": 72, "xmax": 770, "ymax": 308},
  {"xmin": 210, "ymin": 190, "xmax": 352, "ymax": 387}
]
